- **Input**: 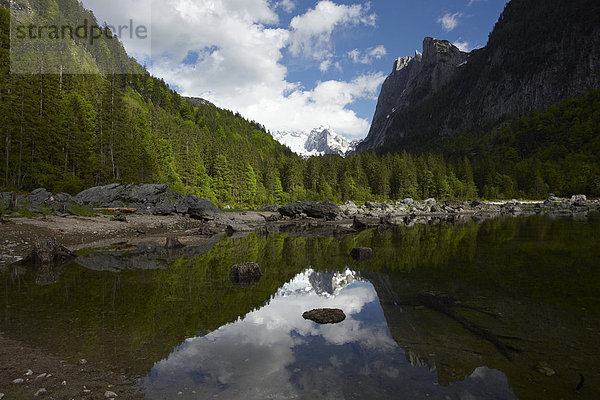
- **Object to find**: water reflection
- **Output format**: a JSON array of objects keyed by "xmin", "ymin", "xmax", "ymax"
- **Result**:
[{"xmin": 140, "ymin": 269, "xmax": 516, "ymax": 399}]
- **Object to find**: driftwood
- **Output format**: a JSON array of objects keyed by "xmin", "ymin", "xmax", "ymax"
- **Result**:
[
  {"xmin": 93, "ymin": 207, "xmax": 137, "ymax": 213},
  {"xmin": 21, "ymin": 238, "xmax": 76, "ymax": 267}
]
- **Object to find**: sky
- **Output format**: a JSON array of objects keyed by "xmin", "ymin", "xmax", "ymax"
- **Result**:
[{"xmin": 81, "ymin": 0, "xmax": 508, "ymax": 140}]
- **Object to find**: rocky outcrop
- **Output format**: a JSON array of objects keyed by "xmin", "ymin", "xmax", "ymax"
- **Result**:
[
  {"xmin": 359, "ymin": 38, "xmax": 467, "ymax": 151},
  {"xmin": 358, "ymin": 0, "xmax": 600, "ymax": 152},
  {"xmin": 278, "ymin": 201, "xmax": 340, "ymax": 220}
]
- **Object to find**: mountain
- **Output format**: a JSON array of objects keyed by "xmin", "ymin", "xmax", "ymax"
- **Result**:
[
  {"xmin": 358, "ymin": 0, "xmax": 600, "ymax": 153},
  {"xmin": 273, "ymin": 126, "xmax": 361, "ymax": 157}
]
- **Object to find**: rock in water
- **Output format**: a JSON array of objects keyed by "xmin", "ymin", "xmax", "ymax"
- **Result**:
[
  {"xmin": 302, "ymin": 308, "xmax": 346, "ymax": 324},
  {"xmin": 230, "ymin": 262, "xmax": 262, "ymax": 287},
  {"xmin": 22, "ymin": 238, "xmax": 76, "ymax": 267},
  {"xmin": 278, "ymin": 201, "xmax": 340, "ymax": 219},
  {"xmin": 350, "ymin": 247, "xmax": 373, "ymax": 261}
]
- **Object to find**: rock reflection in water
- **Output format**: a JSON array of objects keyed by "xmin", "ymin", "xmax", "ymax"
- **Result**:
[{"xmin": 140, "ymin": 269, "xmax": 516, "ymax": 400}]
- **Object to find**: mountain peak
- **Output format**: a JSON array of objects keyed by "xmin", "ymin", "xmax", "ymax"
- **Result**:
[{"xmin": 273, "ymin": 127, "xmax": 360, "ymax": 157}]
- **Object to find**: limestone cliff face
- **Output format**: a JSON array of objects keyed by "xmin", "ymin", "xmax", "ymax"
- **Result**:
[
  {"xmin": 358, "ymin": 0, "xmax": 600, "ymax": 153},
  {"xmin": 362, "ymin": 38, "xmax": 467, "ymax": 150}
]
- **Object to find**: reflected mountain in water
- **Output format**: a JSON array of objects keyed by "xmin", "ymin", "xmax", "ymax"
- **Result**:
[
  {"xmin": 1, "ymin": 214, "xmax": 599, "ymax": 399},
  {"xmin": 140, "ymin": 269, "xmax": 516, "ymax": 400}
]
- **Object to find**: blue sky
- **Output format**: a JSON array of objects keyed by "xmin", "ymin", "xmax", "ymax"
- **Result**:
[{"xmin": 82, "ymin": 0, "xmax": 508, "ymax": 139}]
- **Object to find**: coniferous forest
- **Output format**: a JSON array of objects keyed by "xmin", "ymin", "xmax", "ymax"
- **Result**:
[{"xmin": 1, "ymin": 0, "xmax": 599, "ymax": 208}]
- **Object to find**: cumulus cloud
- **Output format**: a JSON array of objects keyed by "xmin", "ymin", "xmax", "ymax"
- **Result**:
[
  {"xmin": 437, "ymin": 11, "xmax": 464, "ymax": 32},
  {"xmin": 81, "ymin": 0, "xmax": 384, "ymax": 138},
  {"xmin": 288, "ymin": 0, "xmax": 376, "ymax": 61},
  {"xmin": 277, "ymin": 0, "xmax": 296, "ymax": 13},
  {"xmin": 348, "ymin": 45, "xmax": 387, "ymax": 64}
]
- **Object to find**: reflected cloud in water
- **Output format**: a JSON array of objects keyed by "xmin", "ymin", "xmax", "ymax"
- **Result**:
[{"xmin": 141, "ymin": 269, "xmax": 516, "ymax": 399}]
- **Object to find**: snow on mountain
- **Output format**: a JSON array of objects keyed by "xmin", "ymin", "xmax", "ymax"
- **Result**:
[{"xmin": 273, "ymin": 126, "xmax": 361, "ymax": 157}]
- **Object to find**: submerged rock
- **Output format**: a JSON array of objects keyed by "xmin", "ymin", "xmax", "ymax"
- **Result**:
[
  {"xmin": 230, "ymin": 262, "xmax": 262, "ymax": 286},
  {"xmin": 350, "ymin": 247, "xmax": 373, "ymax": 261},
  {"xmin": 302, "ymin": 308, "xmax": 346, "ymax": 324}
]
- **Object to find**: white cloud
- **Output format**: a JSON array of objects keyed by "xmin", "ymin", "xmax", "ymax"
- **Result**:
[
  {"xmin": 467, "ymin": 0, "xmax": 487, "ymax": 6},
  {"xmin": 348, "ymin": 45, "xmax": 387, "ymax": 64},
  {"xmin": 277, "ymin": 0, "xmax": 296, "ymax": 13},
  {"xmin": 82, "ymin": 0, "xmax": 383, "ymax": 139},
  {"xmin": 437, "ymin": 11, "xmax": 464, "ymax": 32},
  {"xmin": 453, "ymin": 39, "xmax": 471, "ymax": 52},
  {"xmin": 288, "ymin": 0, "xmax": 376, "ymax": 61}
]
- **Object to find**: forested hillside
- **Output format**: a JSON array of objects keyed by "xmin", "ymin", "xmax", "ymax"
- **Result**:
[{"xmin": 1, "ymin": 0, "xmax": 597, "ymax": 205}]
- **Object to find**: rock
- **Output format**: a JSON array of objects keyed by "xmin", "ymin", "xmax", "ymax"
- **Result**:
[
  {"xmin": 152, "ymin": 198, "xmax": 176, "ymax": 215},
  {"xmin": 176, "ymin": 195, "xmax": 220, "ymax": 220},
  {"xmin": 25, "ymin": 369, "xmax": 33, "ymax": 376},
  {"xmin": 124, "ymin": 183, "xmax": 168, "ymax": 203},
  {"xmin": 34, "ymin": 388, "xmax": 47, "ymax": 397},
  {"xmin": 278, "ymin": 201, "xmax": 340, "ymax": 219},
  {"xmin": 258, "ymin": 204, "xmax": 280, "ymax": 212},
  {"xmin": 350, "ymin": 247, "xmax": 373, "ymax": 261},
  {"xmin": 105, "ymin": 390, "xmax": 118, "ymax": 398},
  {"xmin": 0, "ymin": 392, "xmax": 4, "ymax": 399},
  {"xmin": 302, "ymin": 308, "xmax": 346, "ymax": 324},
  {"xmin": 111, "ymin": 215, "xmax": 127, "ymax": 222},
  {"xmin": 165, "ymin": 236, "xmax": 185, "ymax": 249},
  {"xmin": 27, "ymin": 188, "xmax": 52, "ymax": 204},
  {"xmin": 21, "ymin": 238, "xmax": 76, "ymax": 267},
  {"xmin": 226, "ymin": 223, "xmax": 252, "ymax": 236},
  {"xmin": 535, "ymin": 361, "xmax": 556, "ymax": 376},
  {"xmin": 13, "ymin": 378, "xmax": 24, "ymax": 384},
  {"xmin": 75, "ymin": 184, "xmax": 125, "ymax": 205},
  {"xmin": 424, "ymin": 198, "xmax": 437, "ymax": 206},
  {"xmin": 53, "ymin": 192, "xmax": 73, "ymax": 203},
  {"xmin": 79, "ymin": 359, "xmax": 87, "ymax": 364},
  {"xmin": 339, "ymin": 201, "xmax": 359, "ymax": 217},
  {"xmin": 229, "ymin": 262, "xmax": 262, "ymax": 286},
  {"xmin": 352, "ymin": 216, "xmax": 370, "ymax": 230},
  {"xmin": 570, "ymin": 194, "xmax": 588, "ymax": 207}
]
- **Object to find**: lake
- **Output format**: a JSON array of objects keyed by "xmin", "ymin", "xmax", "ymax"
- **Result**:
[{"xmin": 2, "ymin": 213, "xmax": 599, "ymax": 399}]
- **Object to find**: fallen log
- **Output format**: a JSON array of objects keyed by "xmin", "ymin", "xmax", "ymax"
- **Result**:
[{"xmin": 417, "ymin": 291, "xmax": 519, "ymax": 360}]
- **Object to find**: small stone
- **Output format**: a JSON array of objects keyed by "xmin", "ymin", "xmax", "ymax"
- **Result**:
[
  {"xmin": 62, "ymin": 380, "xmax": 67, "ymax": 385},
  {"xmin": 36, "ymin": 373, "xmax": 47, "ymax": 380},
  {"xmin": 13, "ymin": 378, "xmax": 24, "ymax": 384},
  {"xmin": 535, "ymin": 361, "xmax": 556, "ymax": 376},
  {"xmin": 26, "ymin": 369, "xmax": 34, "ymax": 375},
  {"xmin": 34, "ymin": 388, "xmax": 47, "ymax": 397},
  {"xmin": 79, "ymin": 358, "xmax": 87, "ymax": 364},
  {"xmin": 0, "ymin": 392, "xmax": 4, "ymax": 399},
  {"xmin": 105, "ymin": 390, "xmax": 118, "ymax": 398},
  {"xmin": 83, "ymin": 389, "xmax": 91, "ymax": 393}
]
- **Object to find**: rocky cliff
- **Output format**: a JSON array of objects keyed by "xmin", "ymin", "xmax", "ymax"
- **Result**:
[{"xmin": 358, "ymin": 0, "xmax": 600, "ymax": 153}]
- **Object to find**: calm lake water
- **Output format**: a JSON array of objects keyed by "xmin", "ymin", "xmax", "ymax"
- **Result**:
[{"xmin": 2, "ymin": 214, "xmax": 600, "ymax": 399}]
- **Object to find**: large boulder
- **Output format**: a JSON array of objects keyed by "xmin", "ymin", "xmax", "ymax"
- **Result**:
[
  {"xmin": 124, "ymin": 184, "xmax": 169, "ymax": 203},
  {"xmin": 278, "ymin": 201, "xmax": 340, "ymax": 219},
  {"xmin": 175, "ymin": 195, "xmax": 221, "ymax": 220},
  {"xmin": 75, "ymin": 184, "xmax": 125, "ymax": 205},
  {"xmin": 26, "ymin": 188, "xmax": 52, "ymax": 204},
  {"xmin": 302, "ymin": 308, "xmax": 346, "ymax": 324}
]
